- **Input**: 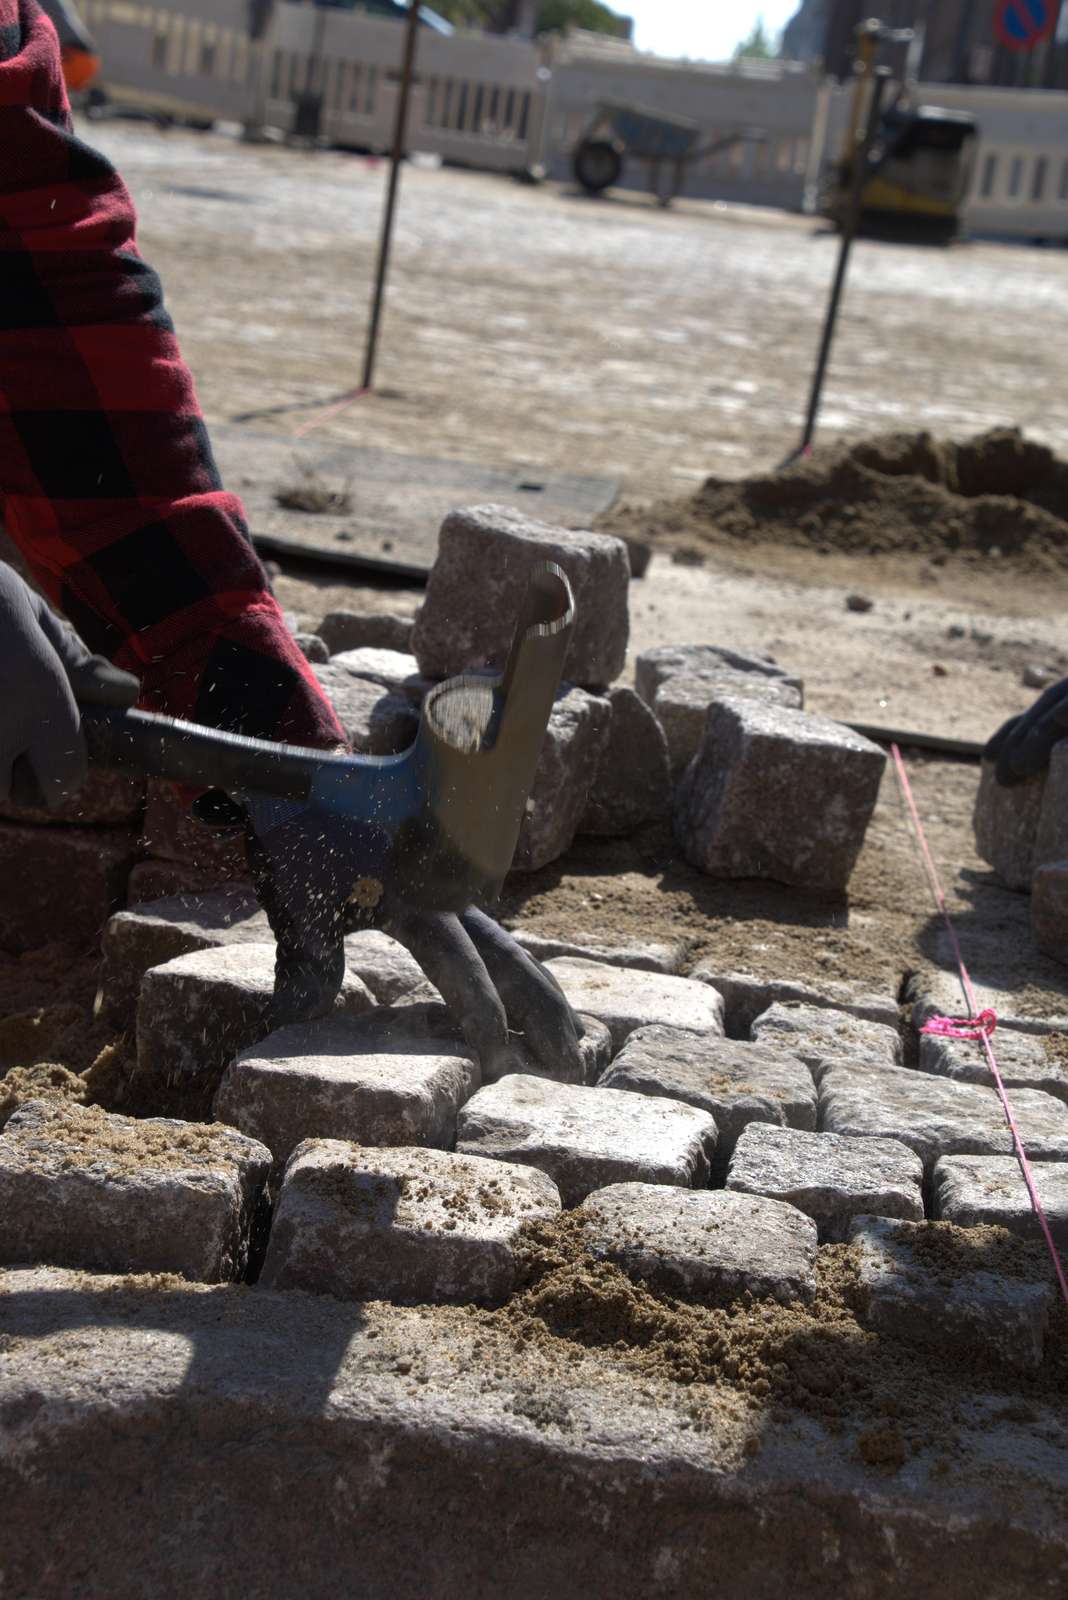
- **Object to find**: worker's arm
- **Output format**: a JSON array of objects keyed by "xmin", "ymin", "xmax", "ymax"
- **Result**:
[{"xmin": 0, "ymin": 0, "xmax": 344, "ymax": 752}]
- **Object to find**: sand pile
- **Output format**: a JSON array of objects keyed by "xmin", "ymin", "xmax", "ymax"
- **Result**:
[{"xmin": 602, "ymin": 428, "xmax": 1068, "ymax": 572}]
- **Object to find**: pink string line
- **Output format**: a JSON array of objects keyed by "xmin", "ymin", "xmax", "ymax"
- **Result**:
[{"xmin": 890, "ymin": 743, "xmax": 1068, "ymax": 1311}]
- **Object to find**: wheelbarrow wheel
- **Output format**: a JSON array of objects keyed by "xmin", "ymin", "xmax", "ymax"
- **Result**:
[{"xmin": 572, "ymin": 137, "xmax": 623, "ymax": 195}]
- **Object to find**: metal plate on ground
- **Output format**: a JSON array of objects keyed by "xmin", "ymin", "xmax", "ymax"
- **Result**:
[{"xmin": 211, "ymin": 425, "xmax": 622, "ymax": 581}]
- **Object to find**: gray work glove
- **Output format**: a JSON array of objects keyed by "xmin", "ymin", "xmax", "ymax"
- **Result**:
[
  {"xmin": 0, "ymin": 563, "xmax": 139, "ymax": 808},
  {"xmin": 240, "ymin": 797, "xmax": 585, "ymax": 1081},
  {"xmin": 986, "ymin": 677, "xmax": 1068, "ymax": 785}
]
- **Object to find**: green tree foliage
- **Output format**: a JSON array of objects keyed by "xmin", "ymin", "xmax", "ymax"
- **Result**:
[{"xmin": 731, "ymin": 16, "xmax": 774, "ymax": 59}]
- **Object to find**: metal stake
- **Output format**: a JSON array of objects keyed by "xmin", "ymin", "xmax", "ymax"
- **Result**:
[
  {"xmin": 361, "ymin": 0, "xmax": 421, "ymax": 392},
  {"xmin": 788, "ymin": 52, "xmax": 888, "ymax": 463}
]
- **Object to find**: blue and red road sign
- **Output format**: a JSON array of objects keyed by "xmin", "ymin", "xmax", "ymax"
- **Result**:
[{"xmin": 994, "ymin": 0, "xmax": 1057, "ymax": 50}]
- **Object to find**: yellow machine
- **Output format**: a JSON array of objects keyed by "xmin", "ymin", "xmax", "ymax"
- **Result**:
[{"xmin": 822, "ymin": 25, "xmax": 977, "ymax": 242}]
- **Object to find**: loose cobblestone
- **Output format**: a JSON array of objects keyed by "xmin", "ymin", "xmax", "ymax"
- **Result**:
[{"xmin": 726, "ymin": 1123, "xmax": 924, "ymax": 1241}]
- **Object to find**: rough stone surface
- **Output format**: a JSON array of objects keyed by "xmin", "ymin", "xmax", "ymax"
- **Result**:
[
  {"xmin": 726, "ymin": 1123, "xmax": 924, "ymax": 1242},
  {"xmin": 0, "ymin": 821, "xmax": 140, "ymax": 952},
  {"xmin": 293, "ymin": 632, "xmax": 329, "ymax": 663},
  {"xmin": 100, "ymin": 886, "xmax": 266, "ymax": 1024},
  {"xmin": 317, "ymin": 610, "xmax": 414, "ymax": 655},
  {"xmin": 215, "ymin": 1004, "xmax": 480, "ymax": 1165},
  {"xmin": 653, "ymin": 669, "xmax": 803, "ymax": 780},
  {"xmin": 456, "ymin": 1074, "xmax": 716, "ymax": 1205},
  {"xmin": 0, "ymin": 1100, "xmax": 269, "ymax": 1282},
  {"xmin": 507, "ymin": 927, "xmax": 689, "ymax": 974},
  {"xmin": 544, "ymin": 957, "xmax": 726, "ymax": 1051},
  {"xmin": 513, "ymin": 686, "xmax": 611, "ymax": 871},
  {"xmin": 0, "ymin": 768, "xmax": 144, "ymax": 827},
  {"xmin": 973, "ymin": 759, "xmax": 1045, "ymax": 892},
  {"xmin": 101, "ymin": 892, "xmax": 435, "ymax": 1025},
  {"xmin": 314, "ymin": 661, "xmax": 419, "ymax": 754},
  {"xmin": 412, "ymin": 504, "xmax": 630, "ymax": 689},
  {"xmin": 634, "ymin": 644, "xmax": 803, "ymax": 708},
  {"xmin": 579, "ymin": 1183, "xmax": 817, "ymax": 1303},
  {"xmin": 751, "ymin": 1001, "xmax": 902, "ymax": 1080},
  {"xmin": 141, "ymin": 780, "xmax": 248, "ymax": 877},
  {"xmin": 1032, "ymin": 859, "xmax": 1068, "ymax": 964},
  {"xmin": 674, "ymin": 696, "xmax": 886, "ymax": 893},
  {"xmin": 5, "ymin": 1269, "xmax": 1068, "ymax": 1600},
  {"xmin": 578, "ymin": 686, "xmax": 671, "ymax": 836},
  {"xmin": 919, "ymin": 1026, "xmax": 1068, "ymax": 1106},
  {"xmin": 599, "ymin": 1025, "xmax": 816, "ymax": 1155},
  {"xmin": 1033, "ymin": 742, "xmax": 1068, "ymax": 871},
  {"xmin": 933, "ymin": 1154, "xmax": 1068, "ymax": 1249},
  {"xmin": 136, "ymin": 944, "xmax": 375, "ymax": 1114},
  {"xmin": 692, "ymin": 963, "xmax": 899, "ymax": 1034},
  {"xmin": 907, "ymin": 967, "xmax": 1068, "ymax": 1038},
  {"xmin": 820, "ymin": 1059, "xmax": 1068, "ymax": 1174},
  {"xmin": 260, "ymin": 1140, "xmax": 561, "ymax": 1304},
  {"xmin": 327, "ymin": 647, "xmax": 432, "ymax": 701},
  {"xmin": 849, "ymin": 1214, "xmax": 1055, "ymax": 1372}
]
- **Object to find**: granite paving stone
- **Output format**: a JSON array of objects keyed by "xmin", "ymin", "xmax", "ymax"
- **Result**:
[
  {"xmin": 544, "ymin": 957, "xmax": 726, "ymax": 1051},
  {"xmin": 972, "ymin": 760, "xmax": 1045, "ymax": 892},
  {"xmin": 260, "ymin": 1140, "xmax": 561, "ymax": 1304},
  {"xmin": 933, "ymin": 1154, "xmax": 1068, "ymax": 1250},
  {"xmin": 0, "ymin": 1099, "xmax": 270, "ymax": 1282},
  {"xmin": 412, "ymin": 504, "xmax": 630, "ymax": 689},
  {"xmin": 820, "ymin": 1060, "xmax": 1068, "ymax": 1175},
  {"xmin": 674, "ymin": 697, "xmax": 885, "ymax": 893},
  {"xmin": 579, "ymin": 1183, "xmax": 817, "ymax": 1303},
  {"xmin": 599, "ymin": 1025, "xmax": 816, "ymax": 1155},
  {"xmin": 215, "ymin": 1004, "xmax": 480, "ymax": 1165},
  {"xmin": 136, "ymin": 944, "xmax": 375, "ymax": 1115},
  {"xmin": 849, "ymin": 1214, "xmax": 1056, "ymax": 1371},
  {"xmin": 918, "ymin": 1027, "xmax": 1068, "ymax": 1106},
  {"xmin": 726, "ymin": 1123, "xmax": 924, "ymax": 1241},
  {"xmin": 751, "ymin": 1001, "xmax": 902, "ymax": 1080},
  {"xmin": 456, "ymin": 1075, "xmax": 717, "ymax": 1205}
]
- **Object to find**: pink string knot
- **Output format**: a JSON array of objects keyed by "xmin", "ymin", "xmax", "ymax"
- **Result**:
[{"xmin": 920, "ymin": 1008, "xmax": 997, "ymax": 1042}]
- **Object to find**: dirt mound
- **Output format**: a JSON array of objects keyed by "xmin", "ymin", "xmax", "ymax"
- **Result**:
[{"xmin": 601, "ymin": 428, "xmax": 1068, "ymax": 573}]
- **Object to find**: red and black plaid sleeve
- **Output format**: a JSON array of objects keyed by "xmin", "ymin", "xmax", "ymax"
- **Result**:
[{"xmin": 0, "ymin": 0, "xmax": 344, "ymax": 750}]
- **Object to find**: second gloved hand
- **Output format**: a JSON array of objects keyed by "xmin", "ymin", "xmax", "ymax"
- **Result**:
[
  {"xmin": 243, "ymin": 797, "xmax": 585, "ymax": 1083},
  {"xmin": 0, "ymin": 563, "xmax": 139, "ymax": 808},
  {"xmin": 985, "ymin": 675, "xmax": 1068, "ymax": 785}
]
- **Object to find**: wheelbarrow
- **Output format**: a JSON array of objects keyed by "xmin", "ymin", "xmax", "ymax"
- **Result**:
[{"xmin": 571, "ymin": 101, "xmax": 765, "ymax": 206}]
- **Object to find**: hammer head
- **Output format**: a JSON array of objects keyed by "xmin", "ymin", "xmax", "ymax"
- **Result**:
[{"xmin": 308, "ymin": 563, "xmax": 575, "ymax": 912}]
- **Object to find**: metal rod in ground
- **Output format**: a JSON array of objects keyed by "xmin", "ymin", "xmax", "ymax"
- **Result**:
[
  {"xmin": 361, "ymin": 0, "xmax": 421, "ymax": 392},
  {"xmin": 790, "ymin": 66, "xmax": 888, "ymax": 462}
]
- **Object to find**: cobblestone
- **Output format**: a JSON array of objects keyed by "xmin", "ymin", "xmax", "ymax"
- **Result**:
[
  {"xmin": 750, "ymin": 1001, "xmax": 901, "ymax": 1080},
  {"xmin": 933, "ymin": 1154, "xmax": 1068, "ymax": 1249},
  {"xmin": 214, "ymin": 1004, "xmax": 480, "ymax": 1165},
  {"xmin": 260, "ymin": 1140, "xmax": 560, "ymax": 1303},
  {"xmin": 578, "ymin": 1183, "xmax": 817, "ymax": 1302},
  {"xmin": 456, "ymin": 1074, "xmax": 717, "ymax": 1205},
  {"xmin": 0, "ymin": 1099, "xmax": 269, "ymax": 1282},
  {"xmin": 544, "ymin": 957, "xmax": 725, "ymax": 1051},
  {"xmin": 726, "ymin": 1123, "xmax": 924, "ymax": 1241}
]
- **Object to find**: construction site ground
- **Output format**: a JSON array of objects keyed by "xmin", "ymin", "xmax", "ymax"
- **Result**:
[
  {"xmin": 3, "ymin": 118, "xmax": 1068, "ymax": 1594},
  {"xmin": 62, "ymin": 115, "xmax": 1068, "ymax": 1020}
]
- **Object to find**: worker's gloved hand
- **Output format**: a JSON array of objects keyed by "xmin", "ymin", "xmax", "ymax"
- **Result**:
[
  {"xmin": 243, "ymin": 797, "xmax": 585, "ymax": 1082},
  {"xmin": 985, "ymin": 677, "xmax": 1068, "ymax": 785},
  {"xmin": 0, "ymin": 563, "xmax": 139, "ymax": 808}
]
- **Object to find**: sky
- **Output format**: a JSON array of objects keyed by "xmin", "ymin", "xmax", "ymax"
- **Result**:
[{"xmin": 622, "ymin": 1, "xmax": 801, "ymax": 63}]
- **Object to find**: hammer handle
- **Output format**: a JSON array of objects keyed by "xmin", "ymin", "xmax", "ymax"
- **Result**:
[{"xmin": 80, "ymin": 704, "xmax": 320, "ymax": 801}]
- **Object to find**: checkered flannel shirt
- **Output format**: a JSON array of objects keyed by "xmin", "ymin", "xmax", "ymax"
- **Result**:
[{"xmin": 0, "ymin": 0, "xmax": 344, "ymax": 749}]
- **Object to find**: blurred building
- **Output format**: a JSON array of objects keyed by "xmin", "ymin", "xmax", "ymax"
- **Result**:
[{"xmin": 782, "ymin": 0, "xmax": 1068, "ymax": 87}]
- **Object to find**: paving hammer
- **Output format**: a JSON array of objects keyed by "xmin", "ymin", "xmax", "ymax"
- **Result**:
[{"xmin": 30, "ymin": 563, "xmax": 575, "ymax": 914}]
